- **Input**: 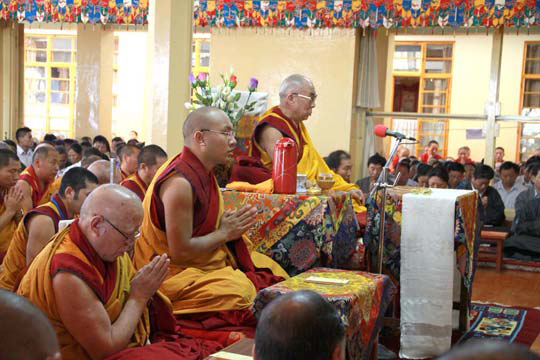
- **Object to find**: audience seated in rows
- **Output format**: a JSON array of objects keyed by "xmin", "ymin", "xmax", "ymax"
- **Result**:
[
  {"xmin": 445, "ymin": 162, "xmax": 465, "ymax": 189},
  {"xmin": 0, "ymin": 168, "xmax": 98, "ymax": 292},
  {"xmin": 428, "ymin": 166, "xmax": 449, "ymax": 189},
  {"xmin": 420, "ymin": 140, "xmax": 442, "ymax": 163},
  {"xmin": 356, "ymin": 153, "xmax": 386, "ymax": 194}
]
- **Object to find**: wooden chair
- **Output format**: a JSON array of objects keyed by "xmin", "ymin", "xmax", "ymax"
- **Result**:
[{"xmin": 478, "ymin": 214, "xmax": 514, "ymax": 272}]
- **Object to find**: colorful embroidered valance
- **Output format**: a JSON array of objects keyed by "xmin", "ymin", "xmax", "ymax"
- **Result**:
[
  {"xmin": 193, "ymin": 0, "xmax": 539, "ymax": 29},
  {"xmin": 0, "ymin": 0, "xmax": 148, "ymax": 25}
]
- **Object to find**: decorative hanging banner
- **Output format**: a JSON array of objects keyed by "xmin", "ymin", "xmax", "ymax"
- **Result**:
[
  {"xmin": 0, "ymin": 0, "xmax": 148, "ymax": 25},
  {"xmin": 193, "ymin": 0, "xmax": 538, "ymax": 30}
]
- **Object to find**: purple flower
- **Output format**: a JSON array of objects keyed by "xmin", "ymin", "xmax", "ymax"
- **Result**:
[
  {"xmin": 248, "ymin": 78, "xmax": 259, "ymax": 91},
  {"xmin": 189, "ymin": 74, "xmax": 195, "ymax": 84},
  {"xmin": 197, "ymin": 73, "xmax": 207, "ymax": 82}
]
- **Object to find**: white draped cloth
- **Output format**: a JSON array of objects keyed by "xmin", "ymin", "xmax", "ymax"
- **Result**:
[{"xmin": 399, "ymin": 189, "xmax": 474, "ymax": 359}]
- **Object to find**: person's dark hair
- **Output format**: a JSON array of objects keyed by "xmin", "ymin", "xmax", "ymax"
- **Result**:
[
  {"xmin": 529, "ymin": 163, "xmax": 540, "ymax": 178},
  {"xmin": 438, "ymin": 340, "xmax": 540, "ymax": 360},
  {"xmin": 368, "ymin": 153, "xmax": 386, "ymax": 167},
  {"xmin": 54, "ymin": 145, "xmax": 66, "ymax": 155},
  {"xmin": 117, "ymin": 144, "xmax": 141, "ymax": 162},
  {"xmin": 69, "ymin": 143, "xmax": 82, "ymax": 155},
  {"xmin": 15, "ymin": 127, "xmax": 32, "ymax": 142},
  {"xmin": 428, "ymin": 166, "xmax": 449, "ymax": 184},
  {"xmin": 446, "ymin": 162, "xmax": 465, "ymax": 174},
  {"xmin": 112, "ymin": 136, "xmax": 124, "ymax": 143},
  {"xmin": 464, "ymin": 162, "xmax": 477, "ymax": 170},
  {"xmin": 411, "ymin": 159, "xmax": 420, "ymax": 167},
  {"xmin": 499, "ymin": 161, "xmax": 520, "ymax": 174},
  {"xmin": 495, "ymin": 146, "xmax": 505, "ymax": 152},
  {"xmin": 54, "ymin": 139, "xmax": 65, "ymax": 147},
  {"xmin": 325, "ymin": 150, "xmax": 351, "ymax": 171},
  {"xmin": 415, "ymin": 163, "xmax": 432, "ymax": 179},
  {"xmin": 526, "ymin": 155, "xmax": 540, "ymax": 167},
  {"xmin": 127, "ymin": 139, "xmax": 144, "ymax": 147},
  {"xmin": 0, "ymin": 149, "xmax": 19, "ymax": 168},
  {"xmin": 2, "ymin": 140, "xmax": 17, "ymax": 153},
  {"xmin": 397, "ymin": 158, "xmax": 411, "ymax": 170},
  {"xmin": 43, "ymin": 134, "xmax": 57, "ymax": 143},
  {"xmin": 428, "ymin": 140, "xmax": 439, "ymax": 146},
  {"xmin": 474, "ymin": 164, "xmax": 495, "ymax": 180},
  {"xmin": 83, "ymin": 147, "xmax": 109, "ymax": 161},
  {"xmin": 138, "ymin": 145, "xmax": 168, "ymax": 166},
  {"xmin": 92, "ymin": 135, "xmax": 111, "ymax": 153},
  {"xmin": 58, "ymin": 168, "xmax": 98, "ymax": 198},
  {"xmin": 255, "ymin": 290, "xmax": 345, "ymax": 360},
  {"xmin": 64, "ymin": 138, "xmax": 76, "ymax": 147}
]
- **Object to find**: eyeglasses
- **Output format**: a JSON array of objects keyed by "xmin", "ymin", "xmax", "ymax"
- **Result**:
[
  {"xmin": 293, "ymin": 93, "xmax": 317, "ymax": 103},
  {"xmin": 200, "ymin": 129, "xmax": 236, "ymax": 138},
  {"xmin": 101, "ymin": 216, "xmax": 140, "ymax": 243}
]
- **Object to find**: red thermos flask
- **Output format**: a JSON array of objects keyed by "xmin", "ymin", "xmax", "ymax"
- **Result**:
[{"xmin": 273, "ymin": 138, "xmax": 297, "ymax": 194}]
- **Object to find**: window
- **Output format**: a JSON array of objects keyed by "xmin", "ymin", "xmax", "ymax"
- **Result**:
[
  {"xmin": 519, "ymin": 43, "xmax": 540, "ymax": 162},
  {"xmin": 24, "ymin": 32, "xmax": 77, "ymax": 140},
  {"xmin": 391, "ymin": 42, "xmax": 453, "ymax": 157},
  {"xmin": 192, "ymin": 33, "xmax": 210, "ymax": 77}
]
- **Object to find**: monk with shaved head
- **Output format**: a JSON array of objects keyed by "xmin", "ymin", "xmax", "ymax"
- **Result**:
[
  {"xmin": 255, "ymin": 290, "xmax": 346, "ymax": 360},
  {"xmin": 88, "ymin": 159, "xmax": 122, "ymax": 184},
  {"xmin": 232, "ymin": 74, "xmax": 364, "ymax": 210},
  {"xmin": 18, "ymin": 184, "xmax": 170, "ymax": 359},
  {"xmin": 134, "ymin": 106, "xmax": 288, "ymax": 344},
  {"xmin": 0, "ymin": 289, "xmax": 61, "ymax": 360},
  {"xmin": 121, "ymin": 144, "xmax": 168, "ymax": 201},
  {"xmin": 16, "ymin": 144, "xmax": 59, "ymax": 212},
  {"xmin": 117, "ymin": 144, "xmax": 141, "ymax": 181}
]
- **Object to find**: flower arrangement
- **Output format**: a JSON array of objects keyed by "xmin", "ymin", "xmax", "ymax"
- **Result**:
[{"xmin": 185, "ymin": 69, "xmax": 260, "ymax": 131}]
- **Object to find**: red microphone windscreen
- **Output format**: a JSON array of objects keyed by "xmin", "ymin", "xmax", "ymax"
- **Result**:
[{"xmin": 374, "ymin": 124, "xmax": 388, "ymax": 138}]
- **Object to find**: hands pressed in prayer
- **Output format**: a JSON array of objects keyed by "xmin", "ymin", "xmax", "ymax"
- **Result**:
[
  {"xmin": 4, "ymin": 186, "xmax": 23, "ymax": 214},
  {"xmin": 130, "ymin": 253, "xmax": 170, "ymax": 303},
  {"xmin": 481, "ymin": 196, "xmax": 489, "ymax": 208},
  {"xmin": 219, "ymin": 205, "xmax": 258, "ymax": 241}
]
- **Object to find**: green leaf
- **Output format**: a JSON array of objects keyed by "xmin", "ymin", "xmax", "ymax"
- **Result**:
[{"xmin": 234, "ymin": 93, "xmax": 241, "ymax": 102}]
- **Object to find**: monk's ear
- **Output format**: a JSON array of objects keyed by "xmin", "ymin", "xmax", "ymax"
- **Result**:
[
  {"xmin": 63, "ymin": 186, "xmax": 74, "ymax": 200},
  {"xmin": 194, "ymin": 131, "xmax": 206, "ymax": 147}
]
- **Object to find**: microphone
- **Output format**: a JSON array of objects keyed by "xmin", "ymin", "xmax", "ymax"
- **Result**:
[{"xmin": 374, "ymin": 124, "xmax": 416, "ymax": 141}]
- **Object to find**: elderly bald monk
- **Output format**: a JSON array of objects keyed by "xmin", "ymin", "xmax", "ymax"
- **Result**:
[
  {"xmin": 0, "ymin": 149, "xmax": 23, "ymax": 259},
  {"xmin": 88, "ymin": 160, "xmax": 122, "ymax": 184},
  {"xmin": 231, "ymin": 74, "xmax": 364, "ymax": 209},
  {"xmin": 16, "ymin": 144, "xmax": 59, "ymax": 213},
  {"xmin": 0, "ymin": 168, "xmax": 99, "ymax": 291},
  {"xmin": 0, "ymin": 289, "xmax": 61, "ymax": 360},
  {"xmin": 134, "ymin": 107, "xmax": 287, "ymax": 330},
  {"xmin": 17, "ymin": 184, "xmax": 170, "ymax": 359},
  {"xmin": 121, "ymin": 145, "xmax": 168, "ymax": 201}
]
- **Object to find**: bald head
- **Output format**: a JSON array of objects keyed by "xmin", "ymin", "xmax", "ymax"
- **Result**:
[
  {"xmin": 32, "ymin": 145, "xmax": 57, "ymax": 164},
  {"xmin": 279, "ymin": 74, "xmax": 314, "ymax": 101},
  {"xmin": 438, "ymin": 341, "xmax": 540, "ymax": 360},
  {"xmin": 80, "ymin": 184, "xmax": 142, "ymax": 222},
  {"xmin": 255, "ymin": 290, "xmax": 345, "ymax": 360},
  {"xmin": 182, "ymin": 107, "xmax": 229, "ymax": 143},
  {"xmin": 87, "ymin": 160, "xmax": 121, "ymax": 184},
  {"xmin": 0, "ymin": 290, "xmax": 60, "ymax": 360}
]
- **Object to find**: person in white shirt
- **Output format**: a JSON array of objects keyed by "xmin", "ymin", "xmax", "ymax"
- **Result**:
[
  {"xmin": 494, "ymin": 161, "xmax": 528, "ymax": 209},
  {"xmin": 15, "ymin": 127, "xmax": 33, "ymax": 168}
]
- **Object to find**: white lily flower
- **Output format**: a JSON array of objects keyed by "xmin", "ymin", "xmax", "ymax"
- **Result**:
[
  {"xmin": 184, "ymin": 102, "xmax": 193, "ymax": 110},
  {"xmin": 222, "ymin": 86, "xmax": 231, "ymax": 96},
  {"xmin": 226, "ymin": 93, "xmax": 235, "ymax": 102}
]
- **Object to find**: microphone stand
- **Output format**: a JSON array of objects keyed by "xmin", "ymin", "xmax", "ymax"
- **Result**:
[{"xmin": 368, "ymin": 137, "xmax": 403, "ymax": 274}]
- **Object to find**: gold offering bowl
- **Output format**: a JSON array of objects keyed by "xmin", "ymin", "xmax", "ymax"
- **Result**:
[{"xmin": 317, "ymin": 173, "xmax": 335, "ymax": 191}]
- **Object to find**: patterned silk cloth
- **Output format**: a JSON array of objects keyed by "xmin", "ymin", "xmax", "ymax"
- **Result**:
[
  {"xmin": 253, "ymin": 268, "xmax": 396, "ymax": 360},
  {"xmin": 222, "ymin": 191, "xmax": 360, "ymax": 276}
]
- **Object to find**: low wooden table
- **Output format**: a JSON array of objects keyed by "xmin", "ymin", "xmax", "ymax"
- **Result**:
[{"xmin": 206, "ymin": 338, "xmax": 254, "ymax": 360}]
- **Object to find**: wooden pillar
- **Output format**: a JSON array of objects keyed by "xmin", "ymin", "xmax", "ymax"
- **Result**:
[
  {"xmin": 0, "ymin": 23, "xmax": 24, "ymax": 140},
  {"xmin": 143, "ymin": 0, "xmax": 193, "ymax": 155},
  {"xmin": 484, "ymin": 28, "xmax": 503, "ymax": 166},
  {"xmin": 74, "ymin": 25, "xmax": 114, "ymax": 140}
]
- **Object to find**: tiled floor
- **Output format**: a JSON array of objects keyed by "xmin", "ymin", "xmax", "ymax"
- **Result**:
[{"xmin": 472, "ymin": 267, "xmax": 540, "ymax": 353}]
